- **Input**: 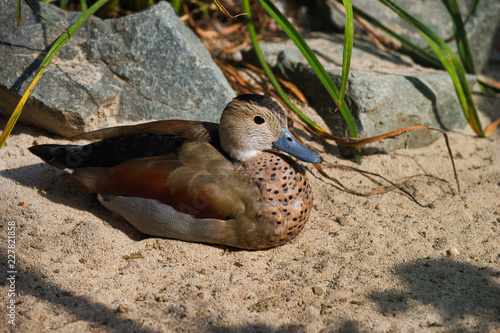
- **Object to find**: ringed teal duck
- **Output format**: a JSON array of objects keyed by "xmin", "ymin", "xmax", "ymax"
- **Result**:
[{"xmin": 29, "ymin": 94, "xmax": 321, "ymax": 249}]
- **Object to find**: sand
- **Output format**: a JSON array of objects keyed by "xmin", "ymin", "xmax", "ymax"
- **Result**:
[{"xmin": 0, "ymin": 90, "xmax": 499, "ymax": 332}]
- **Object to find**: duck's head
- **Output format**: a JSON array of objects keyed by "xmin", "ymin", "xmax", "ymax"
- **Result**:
[{"xmin": 219, "ymin": 94, "xmax": 322, "ymax": 163}]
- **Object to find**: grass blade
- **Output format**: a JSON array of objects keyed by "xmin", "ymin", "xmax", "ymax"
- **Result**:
[
  {"xmin": 484, "ymin": 117, "xmax": 500, "ymax": 137},
  {"xmin": 347, "ymin": 1, "xmax": 442, "ymax": 67},
  {"xmin": 59, "ymin": 0, "xmax": 69, "ymax": 10},
  {"xmin": 464, "ymin": 0, "xmax": 479, "ymax": 23},
  {"xmin": 257, "ymin": 0, "xmax": 359, "ymax": 141},
  {"xmin": 17, "ymin": 0, "xmax": 21, "ymax": 26},
  {"xmin": 442, "ymin": 0, "xmax": 475, "ymax": 74},
  {"xmin": 171, "ymin": 0, "xmax": 182, "ymax": 14},
  {"xmin": 0, "ymin": 0, "xmax": 109, "ymax": 149},
  {"xmin": 23, "ymin": 0, "xmax": 67, "ymax": 32},
  {"xmin": 377, "ymin": 0, "xmax": 485, "ymax": 137},
  {"xmin": 477, "ymin": 78, "xmax": 500, "ymax": 94},
  {"xmin": 241, "ymin": 0, "xmax": 329, "ymax": 134},
  {"xmin": 335, "ymin": 0, "xmax": 353, "ymax": 112},
  {"xmin": 80, "ymin": 0, "xmax": 88, "ymax": 12},
  {"xmin": 0, "ymin": 68, "xmax": 46, "ymax": 149},
  {"xmin": 212, "ymin": 0, "xmax": 246, "ymax": 18}
]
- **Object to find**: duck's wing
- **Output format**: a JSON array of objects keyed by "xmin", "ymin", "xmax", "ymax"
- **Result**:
[
  {"xmin": 30, "ymin": 120, "xmax": 221, "ymax": 169},
  {"xmin": 67, "ymin": 142, "xmax": 266, "ymax": 249},
  {"xmin": 29, "ymin": 133, "xmax": 188, "ymax": 169},
  {"xmin": 72, "ymin": 120, "xmax": 219, "ymax": 143},
  {"xmin": 64, "ymin": 142, "xmax": 260, "ymax": 220}
]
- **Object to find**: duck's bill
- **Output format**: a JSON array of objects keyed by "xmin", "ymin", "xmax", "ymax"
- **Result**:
[{"xmin": 273, "ymin": 128, "xmax": 322, "ymax": 164}]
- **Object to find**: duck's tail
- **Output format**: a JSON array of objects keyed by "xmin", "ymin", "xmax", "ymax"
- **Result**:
[
  {"xmin": 29, "ymin": 133, "xmax": 186, "ymax": 169},
  {"xmin": 29, "ymin": 144, "xmax": 85, "ymax": 169}
]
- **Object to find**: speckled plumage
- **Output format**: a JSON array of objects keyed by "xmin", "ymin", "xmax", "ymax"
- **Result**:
[
  {"xmin": 29, "ymin": 94, "xmax": 320, "ymax": 249},
  {"xmin": 242, "ymin": 152, "xmax": 312, "ymax": 247}
]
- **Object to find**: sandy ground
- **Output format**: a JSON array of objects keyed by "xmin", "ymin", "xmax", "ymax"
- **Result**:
[{"xmin": 0, "ymin": 89, "xmax": 499, "ymax": 332}]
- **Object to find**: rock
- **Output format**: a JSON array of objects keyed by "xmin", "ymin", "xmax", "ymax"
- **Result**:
[
  {"xmin": 447, "ymin": 247, "xmax": 460, "ymax": 257},
  {"xmin": 301, "ymin": 0, "xmax": 500, "ymax": 73},
  {"xmin": 0, "ymin": 0, "xmax": 235, "ymax": 137},
  {"xmin": 248, "ymin": 296, "xmax": 280, "ymax": 312},
  {"xmin": 336, "ymin": 216, "xmax": 351, "ymax": 226},
  {"xmin": 255, "ymin": 35, "xmax": 473, "ymax": 155},
  {"xmin": 115, "ymin": 304, "xmax": 129, "ymax": 313},
  {"xmin": 312, "ymin": 286, "xmax": 324, "ymax": 296}
]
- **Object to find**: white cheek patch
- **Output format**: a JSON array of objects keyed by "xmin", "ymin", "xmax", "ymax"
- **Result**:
[{"xmin": 232, "ymin": 149, "xmax": 260, "ymax": 161}]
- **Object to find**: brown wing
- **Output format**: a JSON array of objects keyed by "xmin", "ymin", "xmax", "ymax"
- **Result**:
[
  {"xmin": 73, "ymin": 120, "xmax": 220, "ymax": 143},
  {"xmin": 64, "ymin": 142, "xmax": 260, "ymax": 220}
]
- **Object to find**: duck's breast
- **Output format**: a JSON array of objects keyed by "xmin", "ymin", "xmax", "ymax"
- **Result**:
[{"xmin": 242, "ymin": 152, "xmax": 313, "ymax": 248}]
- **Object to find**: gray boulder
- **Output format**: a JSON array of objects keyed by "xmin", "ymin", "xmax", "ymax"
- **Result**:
[
  {"xmin": 0, "ymin": 0, "xmax": 235, "ymax": 137},
  {"xmin": 256, "ymin": 34, "xmax": 472, "ymax": 155}
]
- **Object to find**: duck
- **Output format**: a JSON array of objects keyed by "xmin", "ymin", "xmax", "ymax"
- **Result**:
[{"xmin": 29, "ymin": 94, "xmax": 321, "ymax": 249}]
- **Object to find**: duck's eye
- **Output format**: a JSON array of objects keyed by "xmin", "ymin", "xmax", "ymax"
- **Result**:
[{"xmin": 254, "ymin": 116, "xmax": 265, "ymax": 125}]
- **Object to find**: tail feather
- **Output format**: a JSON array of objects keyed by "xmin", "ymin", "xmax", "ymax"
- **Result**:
[
  {"xmin": 61, "ymin": 168, "xmax": 111, "ymax": 194},
  {"xmin": 29, "ymin": 145, "xmax": 82, "ymax": 169}
]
